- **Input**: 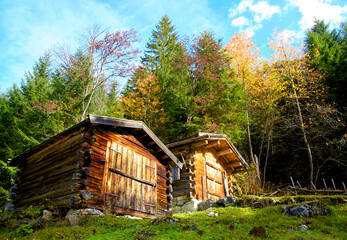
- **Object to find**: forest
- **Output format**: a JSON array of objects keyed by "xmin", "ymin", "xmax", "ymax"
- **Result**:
[{"xmin": 0, "ymin": 15, "xmax": 346, "ymax": 205}]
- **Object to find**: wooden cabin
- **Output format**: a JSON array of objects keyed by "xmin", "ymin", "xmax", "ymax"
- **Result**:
[
  {"xmin": 166, "ymin": 133, "xmax": 248, "ymax": 203},
  {"xmin": 8, "ymin": 115, "xmax": 182, "ymax": 218}
]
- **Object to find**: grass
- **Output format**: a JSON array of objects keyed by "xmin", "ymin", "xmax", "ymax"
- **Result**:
[{"xmin": 1, "ymin": 198, "xmax": 346, "ymax": 239}]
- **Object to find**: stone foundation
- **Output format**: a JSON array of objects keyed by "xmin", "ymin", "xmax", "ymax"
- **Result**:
[{"xmin": 171, "ymin": 196, "xmax": 201, "ymax": 213}]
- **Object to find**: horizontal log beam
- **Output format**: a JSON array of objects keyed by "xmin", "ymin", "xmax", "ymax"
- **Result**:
[
  {"xmin": 109, "ymin": 168, "xmax": 156, "ymax": 187},
  {"xmin": 231, "ymin": 168, "xmax": 255, "ymax": 174},
  {"xmin": 216, "ymin": 148, "xmax": 233, "ymax": 157},
  {"xmin": 204, "ymin": 140, "xmax": 220, "ymax": 149},
  {"xmin": 228, "ymin": 161, "xmax": 242, "ymax": 168},
  {"xmin": 191, "ymin": 140, "xmax": 208, "ymax": 148},
  {"xmin": 172, "ymin": 188, "xmax": 188, "ymax": 197},
  {"xmin": 206, "ymin": 159, "xmax": 221, "ymax": 170},
  {"xmin": 206, "ymin": 175, "xmax": 223, "ymax": 185},
  {"xmin": 207, "ymin": 191, "xmax": 223, "ymax": 198}
]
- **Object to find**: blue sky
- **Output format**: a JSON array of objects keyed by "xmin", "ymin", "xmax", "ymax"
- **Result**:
[{"xmin": 1, "ymin": 0, "xmax": 347, "ymax": 92}]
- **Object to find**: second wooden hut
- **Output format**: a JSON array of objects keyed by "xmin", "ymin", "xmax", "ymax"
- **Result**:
[{"xmin": 166, "ymin": 133, "xmax": 248, "ymax": 211}]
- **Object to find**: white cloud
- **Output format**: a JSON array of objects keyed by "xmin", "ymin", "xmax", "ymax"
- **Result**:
[
  {"xmin": 250, "ymin": 1, "xmax": 280, "ymax": 23},
  {"xmin": 229, "ymin": 0, "xmax": 280, "ymax": 21},
  {"xmin": 231, "ymin": 16, "xmax": 249, "ymax": 27},
  {"xmin": 245, "ymin": 24, "xmax": 263, "ymax": 37},
  {"xmin": 277, "ymin": 29, "xmax": 301, "ymax": 40},
  {"xmin": 228, "ymin": 0, "xmax": 280, "ymax": 36},
  {"xmin": 289, "ymin": 0, "xmax": 347, "ymax": 30}
]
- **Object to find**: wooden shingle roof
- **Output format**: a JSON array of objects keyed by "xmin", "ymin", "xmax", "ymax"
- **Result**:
[{"xmin": 11, "ymin": 115, "xmax": 182, "ymax": 169}]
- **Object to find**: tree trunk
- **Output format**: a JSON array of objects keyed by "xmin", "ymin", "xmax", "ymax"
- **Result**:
[
  {"xmin": 246, "ymin": 110, "xmax": 254, "ymax": 164},
  {"xmin": 289, "ymin": 76, "xmax": 314, "ymax": 185},
  {"xmin": 262, "ymin": 128, "xmax": 271, "ymax": 188}
]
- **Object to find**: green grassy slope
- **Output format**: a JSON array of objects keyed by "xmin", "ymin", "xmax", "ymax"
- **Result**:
[{"xmin": 1, "ymin": 199, "xmax": 346, "ymax": 239}]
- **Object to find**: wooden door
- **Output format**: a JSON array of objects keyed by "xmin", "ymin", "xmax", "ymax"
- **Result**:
[
  {"xmin": 104, "ymin": 141, "xmax": 157, "ymax": 215},
  {"xmin": 205, "ymin": 159, "xmax": 225, "ymax": 201}
]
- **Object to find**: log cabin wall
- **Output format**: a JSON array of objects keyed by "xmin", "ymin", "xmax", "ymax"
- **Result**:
[
  {"xmin": 10, "ymin": 124, "xmax": 93, "ymax": 209},
  {"xmin": 171, "ymin": 147, "xmax": 228, "ymax": 202},
  {"xmin": 9, "ymin": 116, "xmax": 179, "ymax": 218}
]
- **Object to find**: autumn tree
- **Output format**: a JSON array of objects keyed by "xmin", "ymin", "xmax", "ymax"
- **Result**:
[
  {"xmin": 268, "ymin": 31, "xmax": 345, "ymax": 185},
  {"xmin": 224, "ymin": 32, "xmax": 263, "ymax": 181},
  {"xmin": 184, "ymin": 31, "xmax": 246, "ymax": 142},
  {"xmin": 119, "ymin": 69, "xmax": 167, "ymax": 133}
]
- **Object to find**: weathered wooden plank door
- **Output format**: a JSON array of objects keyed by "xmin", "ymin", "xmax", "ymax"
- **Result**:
[
  {"xmin": 205, "ymin": 159, "xmax": 225, "ymax": 201},
  {"xmin": 104, "ymin": 141, "xmax": 157, "ymax": 215}
]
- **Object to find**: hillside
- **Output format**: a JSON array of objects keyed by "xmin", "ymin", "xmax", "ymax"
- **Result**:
[{"xmin": 1, "ymin": 196, "xmax": 346, "ymax": 239}]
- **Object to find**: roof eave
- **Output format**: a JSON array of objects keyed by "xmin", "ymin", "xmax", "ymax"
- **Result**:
[
  {"xmin": 88, "ymin": 115, "xmax": 182, "ymax": 169},
  {"xmin": 166, "ymin": 132, "xmax": 249, "ymax": 169}
]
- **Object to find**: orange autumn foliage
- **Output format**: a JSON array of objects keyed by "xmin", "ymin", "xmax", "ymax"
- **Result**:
[{"xmin": 118, "ymin": 72, "xmax": 168, "ymax": 131}]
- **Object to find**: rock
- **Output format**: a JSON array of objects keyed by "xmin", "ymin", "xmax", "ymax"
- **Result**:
[
  {"xmin": 198, "ymin": 199, "xmax": 216, "ymax": 211},
  {"xmin": 283, "ymin": 203, "xmax": 329, "ymax": 217},
  {"xmin": 176, "ymin": 199, "xmax": 187, "ymax": 206},
  {"xmin": 65, "ymin": 208, "xmax": 105, "ymax": 226},
  {"xmin": 170, "ymin": 218, "xmax": 179, "ymax": 224},
  {"xmin": 82, "ymin": 208, "xmax": 104, "ymax": 216},
  {"xmin": 148, "ymin": 218, "xmax": 162, "ymax": 225},
  {"xmin": 235, "ymin": 198, "xmax": 245, "ymax": 207},
  {"xmin": 181, "ymin": 199, "xmax": 201, "ymax": 213},
  {"xmin": 249, "ymin": 226, "xmax": 268, "ymax": 238},
  {"xmin": 282, "ymin": 205, "xmax": 309, "ymax": 217},
  {"xmin": 206, "ymin": 212, "xmax": 214, "ymax": 217},
  {"xmin": 4, "ymin": 203, "xmax": 14, "ymax": 211},
  {"xmin": 172, "ymin": 206, "xmax": 182, "ymax": 213},
  {"xmin": 42, "ymin": 210, "xmax": 53, "ymax": 221},
  {"xmin": 300, "ymin": 224, "xmax": 309, "ymax": 231},
  {"xmin": 226, "ymin": 196, "xmax": 237, "ymax": 205},
  {"xmin": 217, "ymin": 198, "xmax": 228, "ymax": 207},
  {"xmin": 214, "ymin": 213, "xmax": 218, "ymax": 217},
  {"xmin": 270, "ymin": 198, "xmax": 277, "ymax": 205},
  {"xmin": 251, "ymin": 197, "xmax": 259, "ymax": 203}
]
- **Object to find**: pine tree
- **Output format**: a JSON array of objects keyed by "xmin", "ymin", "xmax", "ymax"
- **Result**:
[
  {"xmin": 0, "ymin": 54, "xmax": 64, "ymax": 160},
  {"xmin": 305, "ymin": 19, "xmax": 347, "ymax": 108},
  {"xmin": 142, "ymin": 15, "xmax": 181, "ymax": 87},
  {"xmin": 140, "ymin": 15, "xmax": 191, "ymax": 141}
]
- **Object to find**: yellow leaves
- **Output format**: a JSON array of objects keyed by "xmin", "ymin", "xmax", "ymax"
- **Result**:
[
  {"xmin": 224, "ymin": 32, "xmax": 261, "ymax": 82},
  {"xmin": 118, "ymin": 71, "xmax": 168, "ymax": 129}
]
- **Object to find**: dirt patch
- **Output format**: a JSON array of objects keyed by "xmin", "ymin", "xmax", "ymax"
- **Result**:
[
  {"xmin": 135, "ymin": 230, "xmax": 157, "ymax": 240},
  {"xmin": 249, "ymin": 226, "xmax": 268, "ymax": 238}
]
